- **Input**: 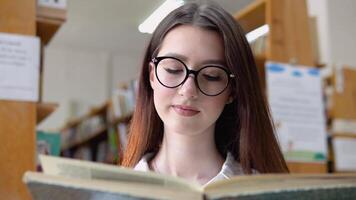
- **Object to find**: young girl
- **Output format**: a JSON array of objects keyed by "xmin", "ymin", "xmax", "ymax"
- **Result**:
[{"xmin": 122, "ymin": 1, "xmax": 289, "ymax": 185}]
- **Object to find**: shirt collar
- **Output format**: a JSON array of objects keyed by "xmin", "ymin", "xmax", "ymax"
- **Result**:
[{"xmin": 133, "ymin": 152, "xmax": 245, "ymax": 186}]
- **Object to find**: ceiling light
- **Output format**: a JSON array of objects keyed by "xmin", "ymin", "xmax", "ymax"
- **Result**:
[
  {"xmin": 139, "ymin": 0, "xmax": 185, "ymax": 34},
  {"xmin": 246, "ymin": 24, "xmax": 269, "ymax": 43}
]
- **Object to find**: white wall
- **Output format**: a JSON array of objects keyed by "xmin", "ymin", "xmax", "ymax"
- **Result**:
[
  {"xmin": 307, "ymin": 0, "xmax": 330, "ymax": 64},
  {"xmin": 38, "ymin": 47, "xmax": 110, "ymax": 130},
  {"xmin": 308, "ymin": 0, "xmax": 356, "ymax": 67},
  {"xmin": 38, "ymin": 46, "xmax": 144, "ymax": 131},
  {"xmin": 327, "ymin": 0, "xmax": 356, "ymax": 67},
  {"xmin": 111, "ymin": 50, "xmax": 144, "ymax": 89}
]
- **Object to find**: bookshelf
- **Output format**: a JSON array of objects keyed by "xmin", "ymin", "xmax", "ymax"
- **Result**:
[
  {"xmin": 60, "ymin": 100, "xmax": 132, "ymax": 164},
  {"xmin": 61, "ymin": 101, "xmax": 109, "ymax": 130},
  {"xmin": 37, "ymin": 102, "xmax": 59, "ymax": 124},
  {"xmin": 60, "ymin": 102, "xmax": 109, "ymax": 160},
  {"xmin": 234, "ymin": 0, "xmax": 315, "ymax": 71},
  {"xmin": 234, "ymin": 0, "xmax": 326, "ymax": 173},
  {"xmin": 0, "ymin": 1, "xmax": 36, "ymax": 200},
  {"xmin": 36, "ymin": 3, "xmax": 66, "ymax": 105},
  {"xmin": 332, "ymin": 134, "xmax": 356, "ymax": 139},
  {"xmin": 61, "ymin": 125, "xmax": 108, "ymax": 150},
  {"xmin": 36, "ymin": 4, "xmax": 66, "ymax": 46},
  {"xmin": 0, "ymin": 1, "xmax": 65, "ymax": 199},
  {"xmin": 235, "ymin": 0, "xmax": 265, "ymax": 33},
  {"xmin": 328, "ymin": 66, "xmax": 356, "ymax": 172}
]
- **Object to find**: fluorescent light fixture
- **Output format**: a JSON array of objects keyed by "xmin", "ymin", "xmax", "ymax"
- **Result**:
[
  {"xmin": 246, "ymin": 24, "xmax": 269, "ymax": 43},
  {"xmin": 139, "ymin": 0, "xmax": 184, "ymax": 34}
]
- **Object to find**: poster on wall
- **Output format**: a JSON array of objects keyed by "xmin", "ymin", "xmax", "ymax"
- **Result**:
[
  {"xmin": 266, "ymin": 61, "xmax": 327, "ymax": 162},
  {"xmin": 0, "ymin": 32, "xmax": 40, "ymax": 102}
]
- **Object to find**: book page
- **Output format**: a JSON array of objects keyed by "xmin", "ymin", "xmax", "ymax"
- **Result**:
[
  {"xmin": 203, "ymin": 174, "xmax": 356, "ymax": 199},
  {"xmin": 23, "ymin": 172, "xmax": 203, "ymax": 200},
  {"xmin": 39, "ymin": 155, "xmax": 201, "ymax": 191}
]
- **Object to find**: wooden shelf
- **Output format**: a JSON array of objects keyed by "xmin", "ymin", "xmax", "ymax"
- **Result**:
[
  {"xmin": 62, "ymin": 101, "xmax": 109, "ymax": 131},
  {"xmin": 287, "ymin": 162, "xmax": 327, "ymax": 173},
  {"xmin": 235, "ymin": 0, "xmax": 324, "ymax": 174},
  {"xmin": 36, "ymin": 5, "xmax": 66, "ymax": 45},
  {"xmin": 254, "ymin": 54, "xmax": 266, "ymax": 68},
  {"xmin": 36, "ymin": 17, "xmax": 63, "ymax": 45},
  {"xmin": 254, "ymin": 54, "xmax": 267, "ymax": 89},
  {"xmin": 110, "ymin": 114, "xmax": 132, "ymax": 126},
  {"xmin": 331, "ymin": 134, "xmax": 356, "ymax": 139},
  {"xmin": 61, "ymin": 126, "xmax": 108, "ymax": 151},
  {"xmin": 88, "ymin": 101, "xmax": 109, "ymax": 117},
  {"xmin": 0, "ymin": 1, "xmax": 37, "ymax": 199},
  {"xmin": 36, "ymin": 102, "xmax": 58, "ymax": 124},
  {"xmin": 234, "ymin": 0, "xmax": 266, "ymax": 33}
]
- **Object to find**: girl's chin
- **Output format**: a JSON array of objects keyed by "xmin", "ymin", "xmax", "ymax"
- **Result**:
[{"xmin": 164, "ymin": 121, "xmax": 205, "ymax": 135}]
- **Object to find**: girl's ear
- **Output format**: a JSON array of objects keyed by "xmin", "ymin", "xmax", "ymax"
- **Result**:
[{"xmin": 149, "ymin": 62, "xmax": 155, "ymax": 90}]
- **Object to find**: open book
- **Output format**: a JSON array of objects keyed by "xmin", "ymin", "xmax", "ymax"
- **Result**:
[{"xmin": 23, "ymin": 155, "xmax": 356, "ymax": 200}]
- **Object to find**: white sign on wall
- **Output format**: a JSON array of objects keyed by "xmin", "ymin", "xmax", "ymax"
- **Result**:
[
  {"xmin": 266, "ymin": 61, "xmax": 327, "ymax": 162},
  {"xmin": 0, "ymin": 32, "xmax": 40, "ymax": 102}
]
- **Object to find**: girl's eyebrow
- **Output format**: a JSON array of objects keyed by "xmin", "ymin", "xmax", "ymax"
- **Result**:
[
  {"xmin": 162, "ymin": 52, "xmax": 188, "ymax": 62},
  {"xmin": 162, "ymin": 52, "xmax": 227, "ymax": 67}
]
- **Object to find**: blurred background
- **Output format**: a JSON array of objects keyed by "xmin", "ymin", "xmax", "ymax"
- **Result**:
[
  {"xmin": 40, "ymin": 0, "xmax": 254, "ymax": 130},
  {"xmin": 1, "ymin": 0, "xmax": 356, "ymax": 199}
]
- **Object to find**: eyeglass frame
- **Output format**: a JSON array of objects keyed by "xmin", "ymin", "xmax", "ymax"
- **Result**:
[{"xmin": 151, "ymin": 56, "xmax": 235, "ymax": 96}]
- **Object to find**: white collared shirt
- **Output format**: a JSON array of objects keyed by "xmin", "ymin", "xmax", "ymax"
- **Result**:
[{"xmin": 133, "ymin": 152, "xmax": 248, "ymax": 186}]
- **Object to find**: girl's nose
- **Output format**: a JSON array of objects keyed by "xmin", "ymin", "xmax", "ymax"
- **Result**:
[{"xmin": 177, "ymin": 75, "xmax": 199, "ymax": 99}]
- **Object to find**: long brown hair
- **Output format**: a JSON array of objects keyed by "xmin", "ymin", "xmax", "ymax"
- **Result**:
[{"xmin": 121, "ymin": 1, "xmax": 289, "ymax": 173}]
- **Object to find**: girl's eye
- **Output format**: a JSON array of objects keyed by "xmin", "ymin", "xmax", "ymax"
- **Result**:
[
  {"xmin": 203, "ymin": 74, "xmax": 222, "ymax": 81},
  {"xmin": 165, "ymin": 68, "xmax": 184, "ymax": 74}
]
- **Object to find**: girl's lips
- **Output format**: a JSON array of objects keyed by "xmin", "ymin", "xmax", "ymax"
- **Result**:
[{"xmin": 172, "ymin": 105, "xmax": 200, "ymax": 116}]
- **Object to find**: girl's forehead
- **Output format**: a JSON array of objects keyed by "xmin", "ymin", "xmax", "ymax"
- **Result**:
[
  {"xmin": 157, "ymin": 52, "xmax": 227, "ymax": 69},
  {"xmin": 158, "ymin": 25, "xmax": 225, "ymax": 64}
]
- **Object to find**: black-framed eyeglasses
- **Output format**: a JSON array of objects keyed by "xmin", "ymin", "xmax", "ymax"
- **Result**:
[{"xmin": 152, "ymin": 56, "xmax": 235, "ymax": 96}]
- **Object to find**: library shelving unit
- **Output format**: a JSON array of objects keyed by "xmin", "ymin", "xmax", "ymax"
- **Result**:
[
  {"xmin": 0, "ymin": 1, "xmax": 65, "ymax": 199},
  {"xmin": 328, "ymin": 67, "xmax": 356, "ymax": 173},
  {"xmin": 36, "ymin": 3, "xmax": 65, "ymax": 123},
  {"xmin": 37, "ymin": 102, "xmax": 59, "ymax": 124},
  {"xmin": 60, "ymin": 102, "xmax": 109, "ymax": 161},
  {"xmin": 60, "ymin": 100, "xmax": 132, "ymax": 164},
  {"xmin": 36, "ymin": 4, "xmax": 66, "ymax": 46},
  {"xmin": 234, "ymin": 0, "xmax": 326, "ymax": 173}
]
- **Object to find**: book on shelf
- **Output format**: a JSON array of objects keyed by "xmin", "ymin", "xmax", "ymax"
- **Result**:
[
  {"xmin": 37, "ymin": 131, "xmax": 61, "ymax": 156},
  {"xmin": 112, "ymin": 89, "xmax": 133, "ymax": 118},
  {"xmin": 107, "ymin": 127, "xmax": 119, "ymax": 163},
  {"xmin": 117, "ymin": 122, "xmax": 128, "ymax": 151},
  {"xmin": 96, "ymin": 141, "xmax": 108, "ymax": 163},
  {"xmin": 61, "ymin": 114, "xmax": 106, "ymax": 152},
  {"xmin": 72, "ymin": 146, "xmax": 92, "ymax": 161},
  {"xmin": 111, "ymin": 79, "xmax": 137, "ymax": 119},
  {"xmin": 23, "ymin": 155, "xmax": 356, "ymax": 200},
  {"xmin": 249, "ymin": 34, "xmax": 266, "ymax": 56},
  {"xmin": 36, "ymin": 131, "xmax": 61, "ymax": 171}
]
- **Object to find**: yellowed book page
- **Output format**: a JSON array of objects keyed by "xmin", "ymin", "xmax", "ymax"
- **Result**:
[
  {"xmin": 39, "ymin": 155, "xmax": 201, "ymax": 191},
  {"xmin": 203, "ymin": 174, "xmax": 356, "ymax": 199},
  {"xmin": 23, "ymin": 172, "xmax": 203, "ymax": 200}
]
